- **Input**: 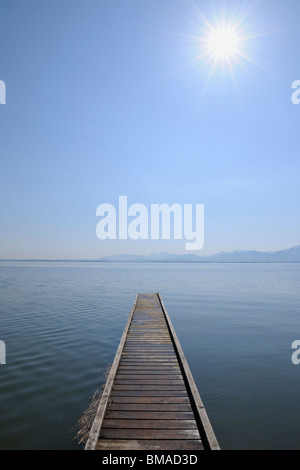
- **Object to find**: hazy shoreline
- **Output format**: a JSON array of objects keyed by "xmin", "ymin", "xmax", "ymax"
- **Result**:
[{"xmin": 1, "ymin": 245, "xmax": 300, "ymax": 264}]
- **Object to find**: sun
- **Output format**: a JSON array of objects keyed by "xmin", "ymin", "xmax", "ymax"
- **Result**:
[
  {"xmin": 207, "ymin": 26, "xmax": 240, "ymax": 60},
  {"xmin": 177, "ymin": 2, "xmax": 270, "ymax": 90},
  {"xmin": 171, "ymin": 2, "xmax": 277, "ymax": 97}
]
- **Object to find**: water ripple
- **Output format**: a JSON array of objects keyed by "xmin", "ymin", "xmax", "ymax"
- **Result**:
[{"xmin": 1, "ymin": 262, "xmax": 300, "ymax": 449}]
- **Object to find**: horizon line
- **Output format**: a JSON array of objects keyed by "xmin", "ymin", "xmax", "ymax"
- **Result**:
[{"xmin": 0, "ymin": 244, "xmax": 299, "ymax": 263}]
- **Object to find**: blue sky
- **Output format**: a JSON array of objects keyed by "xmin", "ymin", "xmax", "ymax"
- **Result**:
[{"xmin": 0, "ymin": 0, "xmax": 300, "ymax": 258}]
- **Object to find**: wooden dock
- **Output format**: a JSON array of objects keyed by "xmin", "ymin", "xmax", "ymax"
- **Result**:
[{"xmin": 85, "ymin": 293, "xmax": 220, "ymax": 451}]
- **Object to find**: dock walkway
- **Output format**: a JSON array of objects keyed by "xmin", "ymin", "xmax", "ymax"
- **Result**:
[{"xmin": 85, "ymin": 293, "xmax": 220, "ymax": 451}]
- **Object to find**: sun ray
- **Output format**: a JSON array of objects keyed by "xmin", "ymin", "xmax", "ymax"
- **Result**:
[
  {"xmin": 177, "ymin": 1, "xmax": 286, "ymax": 97},
  {"xmin": 147, "ymin": 1, "xmax": 286, "ymax": 103}
]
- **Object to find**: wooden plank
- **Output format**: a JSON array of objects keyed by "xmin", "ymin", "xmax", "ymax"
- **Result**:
[
  {"xmin": 127, "ymin": 336, "xmax": 171, "ymax": 339},
  {"xmin": 125, "ymin": 344, "xmax": 172, "ymax": 346},
  {"xmin": 102, "ymin": 419, "xmax": 198, "ymax": 429},
  {"xmin": 118, "ymin": 367, "xmax": 180, "ymax": 371},
  {"xmin": 111, "ymin": 390, "xmax": 189, "ymax": 397},
  {"xmin": 115, "ymin": 379, "xmax": 183, "ymax": 384},
  {"xmin": 119, "ymin": 365, "xmax": 178, "ymax": 368},
  {"xmin": 109, "ymin": 403, "xmax": 193, "ymax": 412},
  {"xmin": 115, "ymin": 373, "xmax": 182, "ymax": 378},
  {"xmin": 118, "ymin": 361, "xmax": 179, "ymax": 365},
  {"xmin": 96, "ymin": 440, "xmax": 204, "ymax": 451},
  {"xmin": 119, "ymin": 359, "xmax": 179, "ymax": 363},
  {"xmin": 127, "ymin": 333, "xmax": 170, "ymax": 336},
  {"xmin": 126, "ymin": 339, "xmax": 171, "ymax": 341},
  {"xmin": 123, "ymin": 344, "xmax": 172, "ymax": 347},
  {"xmin": 123, "ymin": 344, "xmax": 174, "ymax": 348},
  {"xmin": 121, "ymin": 353, "xmax": 177, "ymax": 357},
  {"xmin": 119, "ymin": 361, "xmax": 178, "ymax": 365},
  {"xmin": 113, "ymin": 385, "xmax": 186, "ymax": 391},
  {"xmin": 117, "ymin": 372, "xmax": 181, "ymax": 376},
  {"xmin": 115, "ymin": 374, "xmax": 182, "ymax": 381},
  {"xmin": 105, "ymin": 411, "xmax": 194, "ymax": 420},
  {"xmin": 100, "ymin": 429, "xmax": 201, "ymax": 440},
  {"xmin": 128, "ymin": 330, "xmax": 169, "ymax": 332},
  {"xmin": 129, "ymin": 328, "xmax": 169, "ymax": 330},
  {"xmin": 122, "ymin": 353, "xmax": 174, "ymax": 356},
  {"xmin": 117, "ymin": 373, "xmax": 181, "ymax": 376},
  {"xmin": 120, "ymin": 355, "xmax": 177, "ymax": 359},
  {"xmin": 129, "ymin": 328, "xmax": 169, "ymax": 331},
  {"xmin": 125, "ymin": 341, "xmax": 173, "ymax": 344},
  {"xmin": 115, "ymin": 379, "xmax": 183, "ymax": 385},
  {"xmin": 110, "ymin": 396, "xmax": 191, "ymax": 405},
  {"xmin": 124, "ymin": 348, "xmax": 173, "ymax": 351},
  {"xmin": 124, "ymin": 341, "xmax": 173, "ymax": 344}
]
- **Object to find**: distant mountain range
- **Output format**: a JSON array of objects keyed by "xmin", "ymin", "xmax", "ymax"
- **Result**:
[
  {"xmin": 2, "ymin": 246, "xmax": 300, "ymax": 263},
  {"xmin": 98, "ymin": 245, "xmax": 300, "ymax": 263}
]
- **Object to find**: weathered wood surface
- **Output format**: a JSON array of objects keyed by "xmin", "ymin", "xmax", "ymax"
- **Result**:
[{"xmin": 85, "ymin": 293, "xmax": 220, "ymax": 451}]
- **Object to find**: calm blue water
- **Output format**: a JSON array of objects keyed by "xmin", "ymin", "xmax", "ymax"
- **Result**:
[{"xmin": 0, "ymin": 261, "xmax": 300, "ymax": 450}]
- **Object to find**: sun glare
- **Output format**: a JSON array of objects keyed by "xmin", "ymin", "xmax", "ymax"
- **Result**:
[
  {"xmin": 208, "ymin": 26, "xmax": 240, "ymax": 60},
  {"xmin": 177, "ymin": 2, "xmax": 271, "ymax": 93}
]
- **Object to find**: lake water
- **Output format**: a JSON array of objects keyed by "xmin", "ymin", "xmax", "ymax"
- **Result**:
[{"xmin": 0, "ymin": 261, "xmax": 300, "ymax": 450}]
